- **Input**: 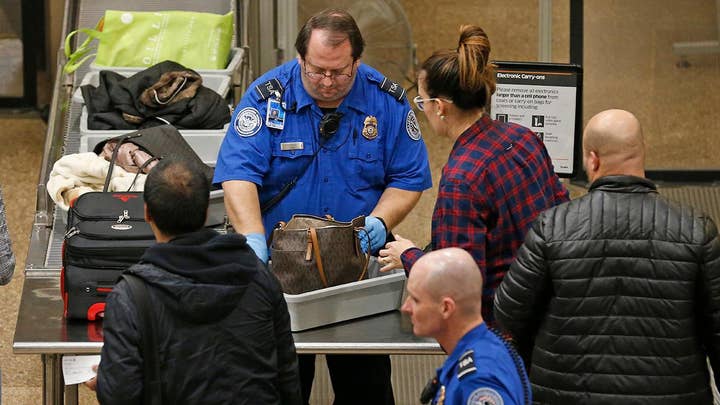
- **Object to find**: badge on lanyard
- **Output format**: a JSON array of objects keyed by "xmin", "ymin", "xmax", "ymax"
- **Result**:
[
  {"xmin": 266, "ymin": 98, "xmax": 285, "ymax": 130},
  {"xmin": 362, "ymin": 115, "xmax": 378, "ymax": 140}
]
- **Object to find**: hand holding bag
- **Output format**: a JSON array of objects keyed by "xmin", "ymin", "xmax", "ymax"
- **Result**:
[
  {"xmin": 270, "ymin": 215, "xmax": 370, "ymax": 295},
  {"xmin": 64, "ymin": 10, "xmax": 233, "ymax": 73}
]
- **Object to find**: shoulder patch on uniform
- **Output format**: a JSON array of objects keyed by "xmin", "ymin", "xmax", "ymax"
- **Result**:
[
  {"xmin": 405, "ymin": 110, "xmax": 422, "ymax": 141},
  {"xmin": 254, "ymin": 78, "xmax": 284, "ymax": 101},
  {"xmin": 234, "ymin": 107, "xmax": 262, "ymax": 137},
  {"xmin": 457, "ymin": 350, "xmax": 477, "ymax": 379},
  {"xmin": 379, "ymin": 77, "xmax": 406, "ymax": 101},
  {"xmin": 467, "ymin": 387, "xmax": 504, "ymax": 405}
]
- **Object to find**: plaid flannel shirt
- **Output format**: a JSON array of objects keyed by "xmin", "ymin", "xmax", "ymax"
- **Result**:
[{"xmin": 401, "ymin": 115, "xmax": 569, "ymax": 323}]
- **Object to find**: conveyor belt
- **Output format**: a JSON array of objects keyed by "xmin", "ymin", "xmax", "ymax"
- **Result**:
[{"xmin": 45, "ymin": 102, "xmax": 82, "ymax": 269}]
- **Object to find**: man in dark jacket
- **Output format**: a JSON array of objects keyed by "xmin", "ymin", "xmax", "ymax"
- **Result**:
[
  {"xmin": 92, "ymin": 159, "xmax": 302, "ymax": 404},
  {"xmin": 494, "ymin": 109, "xmax": 720, "ymax": 404}
]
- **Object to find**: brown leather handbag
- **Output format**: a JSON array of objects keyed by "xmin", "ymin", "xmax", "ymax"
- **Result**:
[{"xmin": 269, "ymin": 214, "xmax": 370, "ymax": 295}]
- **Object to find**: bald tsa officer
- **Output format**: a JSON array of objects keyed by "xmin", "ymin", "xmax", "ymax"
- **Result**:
[{"xmin": 404, "ymin": 248, "xmax": 530, "ymax": 405}]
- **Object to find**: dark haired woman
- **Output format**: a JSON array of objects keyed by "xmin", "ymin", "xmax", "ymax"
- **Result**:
[{"xmin": 380, "ymin": 25, "xmax": 568, "ymax": 325}]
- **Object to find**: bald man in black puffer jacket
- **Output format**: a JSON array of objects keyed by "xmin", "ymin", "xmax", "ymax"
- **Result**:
[{"xmin": 495, "ymin": 109, "xmax": 720, "ymax": 404}]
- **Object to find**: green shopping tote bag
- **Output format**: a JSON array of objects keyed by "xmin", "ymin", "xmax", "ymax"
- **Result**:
[{"xmin": 64, "ymin": 10, "xmax": 233, "ymax": 74}]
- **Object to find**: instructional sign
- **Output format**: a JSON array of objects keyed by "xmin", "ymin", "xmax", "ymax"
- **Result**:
[{"xmin": 490, "ymin": 62, "xmax": 582, "ymax": 177}]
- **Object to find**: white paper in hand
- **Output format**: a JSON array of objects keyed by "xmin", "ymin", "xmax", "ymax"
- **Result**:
[{"xmin": 62, "ymin": 355, "xmax": 100, "ymax": 385}]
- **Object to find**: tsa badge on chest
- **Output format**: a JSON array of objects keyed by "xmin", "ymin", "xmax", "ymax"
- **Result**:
[{"xmin": 362, "ymin": 115, "xmax": 379, "ymax": 140}]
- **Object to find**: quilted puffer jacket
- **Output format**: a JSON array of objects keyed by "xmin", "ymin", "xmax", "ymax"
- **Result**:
[{"xmin": 494, "ymin": 175, "xmax": 720, "ymax": 404}]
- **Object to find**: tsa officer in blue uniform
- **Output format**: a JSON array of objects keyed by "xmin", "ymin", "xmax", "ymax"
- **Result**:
[
  {"xmin": 402, "ymin": 248, "xmax": 530, "ymax": 405},
  {"xmin": 213, "ymin": 8, "xmax": 432, "ymax": 405}
]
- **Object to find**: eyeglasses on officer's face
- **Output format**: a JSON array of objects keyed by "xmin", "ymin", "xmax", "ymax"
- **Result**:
[
  {"xmin": 303, "ymin": 60, "xmax": 355, "ymax": 83},
  {"xmin": 412, "ymin": 95, "xmax": 453, "ymax": 112}
]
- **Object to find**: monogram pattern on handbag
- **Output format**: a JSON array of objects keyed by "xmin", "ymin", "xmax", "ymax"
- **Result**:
[{"xmin": 270, "ymin": 215, "xmax": 369, "ymax": 295}]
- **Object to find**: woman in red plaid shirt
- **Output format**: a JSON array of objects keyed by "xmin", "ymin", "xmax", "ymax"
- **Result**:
[{"xmin": 379, "ymin": 25, "xmax": 568, "ymax": 325}]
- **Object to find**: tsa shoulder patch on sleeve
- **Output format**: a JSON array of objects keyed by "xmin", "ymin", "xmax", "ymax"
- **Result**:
[
  {"xmin": 379, "ymin": 77, "xmax": 406, "ymax": 101},
  {"xmin": 254, "ymin": 78, "xmax": 284, "ymax": 101},
  {"xmin": 467, "ymin": 387, "xmax": 504, "ymax": 405},
  {"xmin": 406, "ymin": 110, "xmax": 421, "ymax": 140},
  {"xmin": 457, "ymin": 350, "xmax": 477, "ymax": 379},
  {"xmin": 234, "ymin": 107, "xmax": 262, "ymax": 137}
]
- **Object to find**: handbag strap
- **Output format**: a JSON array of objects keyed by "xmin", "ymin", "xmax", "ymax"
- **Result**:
[
  {"xmin": 103, "ymin": 133, "xmax": 141, "ymax": 192},
  {"xmin": 126, "ymin": 155, "xmax": 162, "ymax": 192},
  {"xmin": 355, "ymin": 227, "xmax": 371, "ymax": 281},
  {"xmin": 121, "ymin": 273, "xmax": 162, "ymax": 405},
  {"xmin": 355, "ymin": 256, "xmax": 369, "ymax": 282},
  {"xmin": 308, "ymin": 228, "xmax": 329, "ymax": 288},
  {"xmin": 302, "ymin": 221, "xmax": 371, "ymax": 286}
]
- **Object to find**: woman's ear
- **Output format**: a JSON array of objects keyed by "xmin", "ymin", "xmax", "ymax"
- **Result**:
[
  {"xmin": 437, "ymin": 99, "xmax": 453, "ymax": 118},
  {"xmin": 436, "ymin": 100, "xmax": 446, "ymax": 117}
]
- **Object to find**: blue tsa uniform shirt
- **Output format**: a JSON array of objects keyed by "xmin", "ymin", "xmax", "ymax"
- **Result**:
[
  {"xmin": 213, "ymin": 60, "xmax": 432, "ymax": 235},
  {"xmin": 431, "ymin": 323, "xmax": 529, "ymax": 405}
]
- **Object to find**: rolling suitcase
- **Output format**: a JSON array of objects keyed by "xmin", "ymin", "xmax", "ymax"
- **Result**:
[
  {"xmin": 61, "ymin": 191, "xmax": 155, "ymax": 319},
  {"xmin": 61, "ymin": 133, "xmax": 156, "ymax": 320}
]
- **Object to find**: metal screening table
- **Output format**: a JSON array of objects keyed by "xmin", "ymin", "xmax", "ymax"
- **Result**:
[{"xmin": 13, "ymin": 276, "xmax": 442, "ymax": 405}]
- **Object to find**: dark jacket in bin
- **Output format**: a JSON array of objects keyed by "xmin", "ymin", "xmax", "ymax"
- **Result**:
[
  {"xmin": 494, "ymin": 175, "xmax": 720, "ymax": 404},
  {"xmin": 96, "ymin": 228, "xmax": 302, "ymax": 404},
  {"xmin": 82, "ymin": 60, "xmax": 230, "ymax": 131}
]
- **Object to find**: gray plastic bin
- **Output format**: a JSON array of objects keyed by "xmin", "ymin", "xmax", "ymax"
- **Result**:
[
  {"xmin": 283, "ymin": 262, "xmax": 407, "ymax": 332},
  {"xmin": 78, "ymin": 107, "xmax": 227, "ymax": 166}
]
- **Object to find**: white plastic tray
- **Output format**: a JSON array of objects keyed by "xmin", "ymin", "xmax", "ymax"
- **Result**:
[
  {"xmin": 283, "ymin": 263, "xmax": 407, "ymax": 332},
  {"xmin": 72, "ymin": 71, "xmax": 231, "ymax": 104},
  {"xmin": 90, "ymin": 47, "xmax": 243, "ymax": 77},
  {"xmin": 79, "ymin": 107, "xmax": 227, "ymax": 166}
]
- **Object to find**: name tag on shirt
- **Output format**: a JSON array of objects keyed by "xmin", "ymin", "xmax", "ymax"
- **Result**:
[{"xmin": 280, "ymin": 142, "xmax": 304, "ymax": 151}]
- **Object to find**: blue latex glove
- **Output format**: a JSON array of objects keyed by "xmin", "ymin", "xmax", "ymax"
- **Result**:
[
  {"xmin": 245, "ymin": 233, "xmax": 269, "ymax": 263},
  {"xmin": 360, "ymin": 216, "xmax": 387, "ymax": 254}
]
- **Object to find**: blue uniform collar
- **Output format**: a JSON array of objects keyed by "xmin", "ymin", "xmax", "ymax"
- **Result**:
[
  {"xmin": 437, "ymin": 322, "xmax": 488, "ymax": 383},
  {"xmin": 289, "ymin": 61, "xmax": 374, "ymax": 115}
]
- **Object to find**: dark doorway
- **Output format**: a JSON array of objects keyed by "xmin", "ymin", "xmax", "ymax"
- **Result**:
[{"xmin": 0, "ymin": 0, "xmax": 44, "ymax": 109}]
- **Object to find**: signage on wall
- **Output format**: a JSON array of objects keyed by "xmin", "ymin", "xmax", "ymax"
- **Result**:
[{"xmin": 490, "ymin": 61, "xmax": 583, "ymax": 178}]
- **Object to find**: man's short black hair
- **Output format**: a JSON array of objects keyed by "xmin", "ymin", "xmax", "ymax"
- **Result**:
[{"xmin": 143, "ymin": 159, "xmax": 209, "ymax": 236}]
